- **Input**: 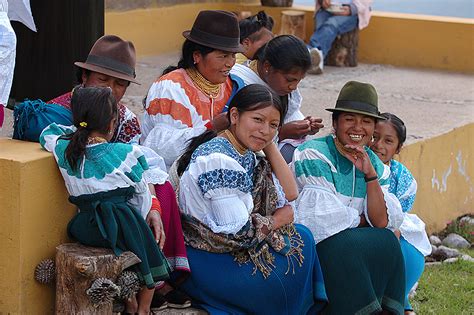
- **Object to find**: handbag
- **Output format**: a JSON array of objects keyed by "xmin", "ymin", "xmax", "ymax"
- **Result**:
[{"xmin": 13, "ymin": 99, "xmax": 73, "ymax": 142}]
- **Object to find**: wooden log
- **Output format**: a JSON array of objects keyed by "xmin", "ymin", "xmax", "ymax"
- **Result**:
[
  {"xmin": 279, "ymin": 10, "xmax": 306, "ymax": 41},
  {"xmin": 325, "ymin": 28, "xmax": 359, "ymax": 67},
  {"xmin": 237, "ymin": 11, "xmax": 252, "ymax": 21},
  {"xmin": 55, "ymin": 243, "xmax": 140, "ymax": 314}
]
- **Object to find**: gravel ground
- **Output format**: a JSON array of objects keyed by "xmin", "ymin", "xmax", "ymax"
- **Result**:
[{"xmin": 2, "ymin": 51, "xmax": 473, "ymax": 143}]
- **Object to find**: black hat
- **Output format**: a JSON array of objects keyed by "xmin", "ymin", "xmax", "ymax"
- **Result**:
[
  {"xmin": 326, "ymin": 81, "xmax": 385, "ymax": 119},
  {"xmin": 183, "ymin": 10, "xmax": 245, "ymax": 53}
]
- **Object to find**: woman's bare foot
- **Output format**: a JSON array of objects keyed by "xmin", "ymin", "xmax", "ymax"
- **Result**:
[{"xmin": 125, "ymin": 294, "xmax": 138, "ymax": 313}]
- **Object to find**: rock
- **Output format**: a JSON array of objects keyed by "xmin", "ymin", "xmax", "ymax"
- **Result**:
[
  {"xmin": 431, "ymin": 245, "xmax": 461, "ymax": 261},
  {"xmin": 431, "ymin": 244, "xmax": 438, "ymax": 253},
  {"xmin": 461, "ymin": 254, "xmax": 474, "ymax": 263},
  {"xmin": 429, "ymin": 235, "xmax": 442, "ymax": 246},
  {"xmin": 425, "ymin": 261, "xmax": 442, "ymax": 267},
  {"xmin": 443, "ymin": 257, "xmax": 459, "ymax": 263},
  {"xmin": 459, "ymin": 216, "xmax": 474, "ymax": 225},
  {"xmin": 425, "ymin": 256, "xmax": 436, "ymax": 263},
  {"xmin": 442, "ymin": 233, "xmax": 470, "ymax": 249},
  {"xmin": 408, "ymin": 282, "xmax": 418, "ymax": 299}
]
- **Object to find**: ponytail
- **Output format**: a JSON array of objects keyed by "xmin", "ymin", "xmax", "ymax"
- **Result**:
[
  {"xmin": 64, "ymin": 128, "xmax": 90, "ymax": 171},
  {"xmin": 177, "ymin": 130, "xmax": 218, "ymax": 176}
]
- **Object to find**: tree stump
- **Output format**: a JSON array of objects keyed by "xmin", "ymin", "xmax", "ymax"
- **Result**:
[
  {"xmin": 325, "ymin": 28, "xmax": 359, "ymax": 67},
  {"xmin": 55, "ymin": 243, "xmax": 140, "ymax": 314},
  {"xmin": 236, "ymin": 11, "xmax": 252, "ymax": 21},
  {"xmin": 279, "ymin": 10, "xmax": 306, "ymax": 41}
]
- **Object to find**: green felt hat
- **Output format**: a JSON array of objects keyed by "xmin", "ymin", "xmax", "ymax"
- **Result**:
[{"xmin": 326, "ymin": 81, "xmax": 385, "ymax": 120}]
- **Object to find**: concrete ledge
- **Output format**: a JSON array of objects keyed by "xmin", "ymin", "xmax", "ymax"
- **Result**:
[
  {"xmin": 105, "ymin": 4, "xmax": 474, "ymax": 73},
  {"xmin": 398, "ymin": 123, "xmax": 474, "ymax": 233},
  {"xmin": 0, "ymin": 139, "xmax": 76, "ymax": 313}
]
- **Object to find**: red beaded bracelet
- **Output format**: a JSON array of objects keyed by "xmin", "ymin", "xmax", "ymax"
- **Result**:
[{"xmin": 150, "ymin": 196, "xmax": 162, "ymax": 215}]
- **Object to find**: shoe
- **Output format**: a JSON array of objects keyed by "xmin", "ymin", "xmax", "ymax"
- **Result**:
[
  {"xmin": 150, "ymin": 293, "xmax": 168, "ymax": 312},
  {"xmin": 308, "ymin": 47, "xmax": 324, "ymax": 75},
  {"xmin": 164, "ymin": 289, "xmax": 192, "ymax": 309}
]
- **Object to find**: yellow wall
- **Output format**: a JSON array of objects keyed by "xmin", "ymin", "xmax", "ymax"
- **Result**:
[
  {"xmin": 397, "ymin": 123, "xmax": 474, "ymax": 233},
  {"xmin": 0, "ymin": 139, "xmax": 76, "ymax": 314},
  {"xmin": 358, "ymin": 12, "xmax": 474, "ymax": 73},
  {"xmin": 105, "ymin": 4, "xmax": 474, "ymax": 73}
]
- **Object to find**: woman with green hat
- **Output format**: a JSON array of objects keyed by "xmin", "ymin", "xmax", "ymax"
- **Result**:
[{"xmin": 292, "ymin": 81, "xmax": 406, "ymax": 314}]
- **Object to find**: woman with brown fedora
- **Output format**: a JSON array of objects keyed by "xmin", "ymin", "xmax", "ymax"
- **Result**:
[
  {"xmin": 292, "ymin": 81, "xmax": 406, "ymax": 314},
  {"xmin": 141, "ymin": 10, "xmax": 247, "ymax": 170},
  {"xmin": 47, "ymin": 35, "xmax": 192, "ymax": 311},
  {"xmin": 48, "ymin": 35, "xmax": 141, "ymax": 144}
]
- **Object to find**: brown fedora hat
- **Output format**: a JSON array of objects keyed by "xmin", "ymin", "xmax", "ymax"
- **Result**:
[
  {"xmin": 183, "ymin": 10, "xmax": 245, "ymax": 53},
  {"xmin": 74, "ymin": 35, "xmax": 139, "ymax": 84}
]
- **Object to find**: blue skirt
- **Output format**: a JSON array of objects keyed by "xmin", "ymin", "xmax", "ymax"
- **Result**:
[{"xmin": 180, "ymin": 224, "xmax": 327, "ymax": 315}]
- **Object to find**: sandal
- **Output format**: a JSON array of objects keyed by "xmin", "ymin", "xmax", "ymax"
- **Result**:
[
  {"xmin": 150, "ymin": 293, "xmax": 168, "ymax": 312},
  {"xmin": 164, "ymin": 289, "xmax": 192, "ymax": 309}
]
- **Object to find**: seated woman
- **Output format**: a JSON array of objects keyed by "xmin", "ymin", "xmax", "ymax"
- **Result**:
[
  {"xmin": 236, "ymin": 10, "xmax": 274, "ymax": 65},
  {"xmin": 39, "ymin": 87, "xmax": 170, "ymax": 314},
  {"xmin": 371, "ymin": 112, "xmax": 431, "ymax": 315},
  {"xmin": 292, "ymin": 81, "xmax": 405, "ymax": 314},
  {"xmin": 141, "ymin": 10, "xmax": 245, "ymax": 170},
  {"xmin": 230, "ymin": 35, "xmax": 324, "ymax": 163},
  {"xmin": 176, "ymin": 84, "xmax": 327, "ymax": 314}
]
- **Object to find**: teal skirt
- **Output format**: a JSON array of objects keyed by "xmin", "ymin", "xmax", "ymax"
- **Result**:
[
  {"xmin": 67, "ymin": 187, "xmax": 170, "ymax": 288},
  {"xmin": 317, "ymin": 228, "xmax": 405, "ymax": 315}
]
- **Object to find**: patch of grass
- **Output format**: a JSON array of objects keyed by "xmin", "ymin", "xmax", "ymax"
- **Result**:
[{"xmin": 412, "ymin": 259, "xmax": 474, "ymax": 314}]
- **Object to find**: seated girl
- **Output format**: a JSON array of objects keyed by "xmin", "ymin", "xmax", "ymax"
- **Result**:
[
  {"xmin": 371, "ymin": 112, "xmax": 431, "ymax": 315},
  {"xmin": 236, "ymin": 10, "xmax": 274, "ymax": 65},
  {"xmin": 230, "ymin": 35, "xmax": 324, "ymax": 163},
  {"xmin": 292, "ymin": 81, "xmax": 406, "ymax": 314},
  {"xmin": 176, "ymin": 84, "xmax": 327, "ymax": 314},
  {"xmin": 39, "ymin": 86, "xmax": 170, "ymax": 314}
]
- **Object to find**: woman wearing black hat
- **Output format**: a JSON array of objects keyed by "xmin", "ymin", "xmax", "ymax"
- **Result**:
[
  {"xmin": 292, "ymin": 81, "xmax": 406, "ymax": 314},
  {"xmin": 141, "ymin": 10, "xmax": 246, "ymax": 170},
  {"xmin": 230, "ymin": 35, "xmax": 324, "ymax": 163}
]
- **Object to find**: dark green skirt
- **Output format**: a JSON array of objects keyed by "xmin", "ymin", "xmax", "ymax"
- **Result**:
[
  {"xmin": 67, "ymin": 187, "xmax": 170, "ymax": 288},
  {"xmin": 317, "ymin": 228, "xmax": 405, "ymax": 315}
]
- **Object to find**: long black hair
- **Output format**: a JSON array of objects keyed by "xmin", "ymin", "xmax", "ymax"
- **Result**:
[
  {"xmin": 380, "ymin": 112, "xmax": 407, "ymax": 149},
  {"xmin": 239, "ymin": 11, "xmax": 274, "ymax": 43},
  {"xmin": 64, "ymin": 86, "xmax": 118, "ymax": 171},
  {"xmin": 255, "ymin": 35, "xmax": 311, "ymax": 73},
  {"xmin": 177, "ymin": 84, "xmax": 286, "ymax": 175},
  {"xmin": 162, "ymin": 40, "xmax": 215, "ymax": 75}
]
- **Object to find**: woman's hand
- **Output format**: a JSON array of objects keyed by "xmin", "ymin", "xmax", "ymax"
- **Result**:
[
  {"xmin": 304, "ymin": 116, "xmax": 324, "ymax": 135},
  {"xmin": 272, "ymin": 205, "xmax": 294, "ymax": 229},
  {"xmin": 279, "ymin": 120, "xmax": 312, "ymax": 140},
  {"xmin": 321, "ymin": 0, "xmax": 331, "ymax": 10},
  {"xmin": 333, "ymin": 5, "xmax": 351, "ymax": 16},
  {"xmin": 146, "ymin": 210, "xmax": 166, "ymax": 249},
  {"xmin": 343, "ymin": 145, "xmax": 377, "ymax": 177}
]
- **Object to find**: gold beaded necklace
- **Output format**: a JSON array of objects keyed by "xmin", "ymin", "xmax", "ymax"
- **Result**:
[
  {"xmin": 222, "ymin": 129, "xmax": 247, "ymax": 155},
  {"xmin": 86, "ymin": 136, "xmax": 108, "ymax": 145},
  {"xmin": 249, "ymin": 60, "xmax": 259, "ymax": 75},
  {"xmin": 334, "ymin": 136, "xmax": 358, "ymax": 159},
  {"xmin": 186, "ymin": 67, "xmax": 222, "ymax": 99}
]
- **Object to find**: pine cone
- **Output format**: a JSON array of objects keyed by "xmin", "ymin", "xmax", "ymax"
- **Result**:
[
  {"xmin": 34, "ymin": 259, "xmax": 55, "ymax": 284},
  {"xmin": 116, "ymin": 271, "xmax": 141, "ymax": 300},
  {"xmin": 86, "ymin": 278, "xmax": 120, "ymax": 308}
]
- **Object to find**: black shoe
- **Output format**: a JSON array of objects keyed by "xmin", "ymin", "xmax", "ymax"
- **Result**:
[
  {"xmin": 164, "ymin": 289, "xmax": 192, "ymax": 309},
  {"xmin": 150, "ymin": 293, "xmax": 168, "ymax": 312}
]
